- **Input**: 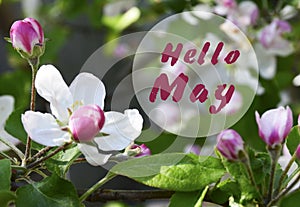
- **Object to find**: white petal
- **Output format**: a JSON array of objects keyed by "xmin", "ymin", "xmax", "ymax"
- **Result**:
[
  {"xmin": 35, "ymin": 65, "xmax": 73, "ymax": 122},
  {"xmin": 280, "ymin": 5, "xmax": 298, "ymax": 20},
  {"xmin": 21, "ymin": 111, "xmax": 71, "ymax": 146},
  {"xmin": 69, "ymin": 73, "xmax": 106, "ymax": 109},
  {"xmin": 267, "ymin": 37, "xmax": 293, "ymax": 56},
  {"xmin": 0, "ymin": 95, "xmax": 14, "ymax": 126},
  {"xmin": 254, "ymin": 44, "xmax": 276, "ymax": 79},
  {"xmin": 95, "ymin": 109, "xmax": 143, "ymax": 151},
  {"xmin": 77, "ymin": 143, "xmax": 111, "ymax": 166},
  {"xmin": 0, "ymin": 130, "xmax": 20, "ymax": 152}
]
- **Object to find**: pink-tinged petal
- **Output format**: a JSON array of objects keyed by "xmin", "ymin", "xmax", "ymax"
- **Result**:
[
  {"xmin": 128, "ymin": 144, "xmax": 151, "ymax": 157},
  {"xmin": 296, "ymin": 144, "xmax": 300, "ymax": 160},
  {"xmin": 0, "ymin": 95, "xmax": 14, "ymax": 126},
  {"xmin": 255, "ymin": 111, "xmax": 266, "ymax": 142},
  {"xmin": 0, "ymin": 130, "xmax": 20, "ymax": 152},
  {"xmin": 95, "ymin": 109, "xmax": 143, "ymax": 151},
  {"xmin": 23, "ymin": 18, "xmax": 44, "ymax": 43},
  {"xmin": 259, "ymin": 23, "xmax": 277, "ymax": 48},
  {"xmin": 274, "ymin": 19, "xmax": 291, "ymax": 33},
  {"xmin": 35, "ymin": 65, "xmax": 73, "ymax": 122},
  {"xmin": 283, "ymin": 106, "xmax": 293, "ymax": 138},
  {"xmin": 77, "ymin": 143, "xmax": 111, "ymax": 166},
  {"xmin": 256, "ymin": 106, "xmax": 293, "ymax": 147},
  {"xmin": 69, "ymin": 73, "xmax": 106, "ymax": 109},
  {"xmin": 21, "ymin": 111, "xmax": 71, "ymax": 147},
  {"xmin": 10, "ymin": 20, "xmax": 40, "ymax": 54},
  {"xmin": 216, "ymin": 129, "xmax": 244, "ymax": 161},
  {"xmin": 238, "ymin": 1, "xmax": 259, "ymax": 25},
  {"xmin": 298, "ymin": 114, "xmax": 300, "ymax": 126},
  {"xmin": 69, "ymin": 105, "xmax": 105, "ymax": 142}
]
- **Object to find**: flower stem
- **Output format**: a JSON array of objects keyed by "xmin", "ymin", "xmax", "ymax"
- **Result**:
[
  {"xmin": 241, "ymin": 153, "xmax": 263, "ymax": 201},
  {"xmin": 267, "ymin": 172, "xmax": 300, "ymax": 207},
  {"xmin": 0, "ymin": 136, "xmax": 24, "ymax": 160},
  {"xmin": 267, "ymin": 145, "xmax": 281, "ymax": 202},
  {"xmin": 276, "ymin": 151, "xmax": 297, "ymax": 194},
  {"xmin": 79, "ymin": 173, "xmax": 116, "ymax": 202},
  {"xmin": 26, "ymin": 142, "xmax": 71, "ymax": 169},
  {"xmin": 23, "ymin": 57, "xmax": 39, "ymax": 166}
]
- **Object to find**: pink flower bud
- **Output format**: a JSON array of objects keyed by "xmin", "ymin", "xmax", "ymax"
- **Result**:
[
  {"xmin": 296, "ymin": 145, "xmax": 300, "ymax": 160},
  {"xmin": 255, "ymin": 106, "xmax": 293, "ymax": 148},
  {"xmin": 216, "ymin": 129, "xmax": 244, "ymax": 161},
  {"xmin": 69, "ymin": 105, "xmax": 105, "ymax": 142},
  {"xmin": 129, "ymin": 144, "xmax": 151, "ymax": 157},
  {"xmin": 9, "ymin": 17, "xmax": 44, "ymax": 55}
]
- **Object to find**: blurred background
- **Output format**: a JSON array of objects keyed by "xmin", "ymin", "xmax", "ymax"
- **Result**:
[{"xmin": 1, "ymin": 0, "xmax": 300, "ymax": 206}]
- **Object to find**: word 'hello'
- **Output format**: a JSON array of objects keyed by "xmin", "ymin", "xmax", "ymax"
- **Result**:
[{"xmin": 149, "ymin": 42, "xmax": 240, "ymax": 114}]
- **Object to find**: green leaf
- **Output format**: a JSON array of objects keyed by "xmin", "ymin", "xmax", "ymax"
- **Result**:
[
  {"xmin": 16, "ymin": 173, "xmax": 81, "ymax": 207},
  {"xmin": 169, "ymin": 191, "xmax": 202, "ymax": 207},
  {"xmin": 111, "ymin": 153, "xmax": 225, "ymax": 191},
  {"xmin": 5, "ymin": 108, "xmax": 42, "ymax": 150},
  {"xmin": 221, "ymin": 157, "xmax": 258, "ymax": 202},
  {"xmin": 45, "ymin": 146, "xmax": 81, "ymax": 177},
  {"xmin": 0, "ymin": 159, "xmax": 11, "ymax": 191},
  {"xmin": 279, "ymin": 190, "xmax": 300, "ymax": 206},
  {"xmin": 0, "ymin": 191, "xmax": 16, "ymax": 207},
  {"xmin": 209, "ymin": 179, "xmax": 240, "ymax": 204},
  {"xmin": 286, "ymin": 126, "xmax": 300, "ymax": 155}
]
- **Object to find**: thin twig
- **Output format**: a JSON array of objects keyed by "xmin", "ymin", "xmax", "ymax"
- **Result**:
[
  {"xmin": 26, "ymin": 142, "xmax": 72, "ymax": 169},
  {"xmin": 78, "ymin": 189, "xmax": 175, "ymax": 202},
  {"xmin": 0, "ymin": 137, "xmax": 24, "ymax": 160},
  {"xmin": 29, "ymin": 146, "xmax": 53, "ymax": 162},
  {"xmin": 267, "ymin": 173, "xmax": 300, "ymax": 207},
  {"xmin": 0, "ymin": 151, "xmax": 17, "ymax": 164},
  {"xmin": 73, "ymin": 157, "xmax": 87, "ymax": 164}
]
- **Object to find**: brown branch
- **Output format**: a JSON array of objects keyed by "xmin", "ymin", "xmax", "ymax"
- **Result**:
[
  {"xmin": 26, "ymin": 142, "xmax": 72, "ymax": 169},
  {"xmin": 77, "ymin": 189, "xmax": 223, "ymax": 205},
  {"xmin": 77, "ymin": 189, "xmax": 175, "ymax": 202},
  {"xmin": 29, "ymin": 146, "xmax": 53, "ymax": 162}
]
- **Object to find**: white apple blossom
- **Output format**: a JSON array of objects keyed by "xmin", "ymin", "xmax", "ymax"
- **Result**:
[
  {"xmin": 0, "ymin": 95, "xmax": 20, "ymax": 151},
  {"xmin": 21, "ymin": 65, "xmax": 143, "ymax": 166}
]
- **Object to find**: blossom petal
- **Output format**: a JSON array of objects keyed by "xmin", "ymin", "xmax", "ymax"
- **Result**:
[
  {"xmin": 35, "ymin": 65, "xmax": 73, "ymax": 122},
  {"xmin": 69, "ymin": 73, "xmax": 106, "ymax": 109},
  {"xmin": 10, "ymin": 20, "xmax": 40, "ymax": 54},
  {"xmin": 255, "ymin": 44, "xmax": 276, "ymax": 79},
  {"xmin": 0, "ymin": 130, "xmax": 20, "ymax": 151},
  {"xmin": 0, "ymin": 95, "xmax": 14, "ymax": 126},
  {"xmin": 95, "ymin": 109, "xmax": 143, "ymax": 151},
  {"xmin": 21, "ymin": 111, "xmax": 71, "ymax": 146},
  {"xmin": 77, "ymin": 143, "xmax": 111, "ymax": 166}
]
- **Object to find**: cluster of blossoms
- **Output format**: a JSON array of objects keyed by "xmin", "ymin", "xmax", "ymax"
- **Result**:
[
  {"xmin": 184, "ymin": 0, "xmax": 295, "ymax": 80},
  {"xmin": 217, "ymin": 106, "xmax": 294, "ymax": 160},
  {"xmin": 216, "ymin": 106, "xmax": 300, "ymax": 205},
  {"xmin": 6, "ymin": 17, "xmax": 151, "ymax": 166}
]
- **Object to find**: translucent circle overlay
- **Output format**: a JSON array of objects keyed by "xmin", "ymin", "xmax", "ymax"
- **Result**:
[{"xmin": 132, "ymin": 11, "xmax": 259, "ymax": 137}]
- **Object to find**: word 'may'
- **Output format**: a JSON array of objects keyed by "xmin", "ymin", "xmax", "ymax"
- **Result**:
[{"xmin": 149, "ymin": 42, "xmax": 240, "ymax": 114}]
